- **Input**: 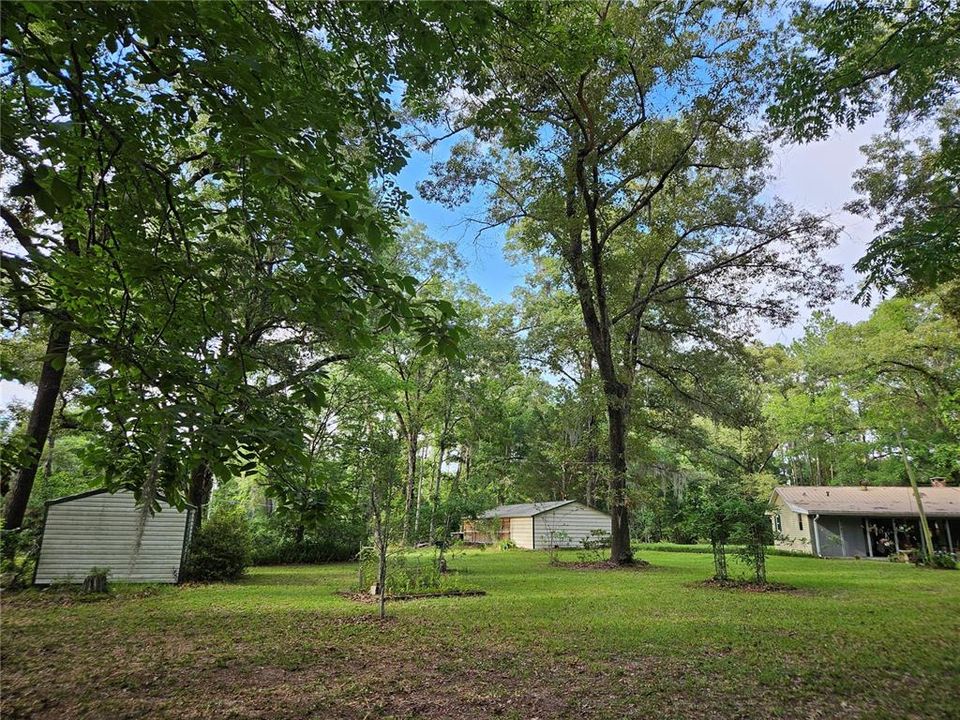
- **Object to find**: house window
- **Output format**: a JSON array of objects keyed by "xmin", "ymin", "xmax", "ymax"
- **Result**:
[
  {"xmin": 774, "ymin": 514, "xmax": 782, "ymax": 532},
  {"xmin": 798, "ymin": 514, "xmax": 804, "ymax": 531}
]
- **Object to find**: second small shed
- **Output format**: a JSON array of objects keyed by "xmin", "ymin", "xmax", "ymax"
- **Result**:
[
  {"xmin": 34, "ymin": 488, "xmax": 195, "ymax": 585},
  {"xmin": 462, "ymin": 500, "xmax": 611, "ymax": 549}
]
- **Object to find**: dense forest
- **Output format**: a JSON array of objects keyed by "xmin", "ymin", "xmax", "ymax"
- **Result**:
[{"xmin": 2, "ymin": 1, "xmax": 958, "ymax": 567}]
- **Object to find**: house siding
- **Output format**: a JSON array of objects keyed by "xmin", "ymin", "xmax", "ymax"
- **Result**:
[
  {"xmin": 510, "ymin": 517, "xmax": 534, "ymax": 549},
  {"xmin": 771, "ymin": 495, "xmax": 813, "ymax": 554},
  {"xmin": 35, "ymin": 490, "xmax": 190, "ymax": 584},
  {"xmin": 533, "ymin": 502, "xmax": 611, "ymax": 548}
]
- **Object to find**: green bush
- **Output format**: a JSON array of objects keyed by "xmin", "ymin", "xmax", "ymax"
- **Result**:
[
  {"xmin": 358, "ymin": 548, "xmax": 466, "ymax": 595},
  {"xmin": 929, "ymin": 551, "xmax": 957, "ymax": 570},
  {"xmin": 630, "ymin": 541, "xmax": 814, "ymax": 558},
  {"xmin": 183, "ymin": 512, "xmax": 251, "ymax": 582},
  {"xmin": 247, "ymin": 514, "xmax": 363, "ymax": 565},
  {"xmin": 0, "ymin": 527, "xmax": 40, "ymax": 590},
  {"xmin": 577, "ymin": 529, "xmax": 612, "ymax": 563}
]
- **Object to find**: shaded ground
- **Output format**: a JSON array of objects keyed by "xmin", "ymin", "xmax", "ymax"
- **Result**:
[{"xmin": 3, "ymin": 549, "xmax": 959, "ymax": 719}]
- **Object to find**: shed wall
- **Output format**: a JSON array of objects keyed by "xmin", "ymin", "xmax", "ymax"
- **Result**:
[
  {"xmin": 510, "ymin": 517, "xmax": 534, "ymax": 549},
  {"xmin": 35, "ymin": 491, "xmax": 190, "ymax": 584},
  {"xmin": 533, "ymin": 502, "xmax": 611, "ymax": 548}
]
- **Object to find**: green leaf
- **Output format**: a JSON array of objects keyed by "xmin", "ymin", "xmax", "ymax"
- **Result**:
[{"xmin": 49, "ymin": 177, "xmax": 73, "ymax": 207}]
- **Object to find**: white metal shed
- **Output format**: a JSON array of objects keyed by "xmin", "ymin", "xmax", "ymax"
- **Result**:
[
  {"xmin": 463, "ymin": 500, "xmax": 612, "ymax": 549},
  {"xmin": 34, "ymin": 488, "xmax": 194, "ymax": 585}
]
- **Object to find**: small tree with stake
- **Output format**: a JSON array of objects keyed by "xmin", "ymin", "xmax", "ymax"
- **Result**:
[
  {"xmin": 366, "ymin": 423, "xmax": 402, "ymax": 620},
  {"xmin": 731, "ymin": 495, "xmax": 774, "ymax": 586},
  {"xmin": 688, "ymin": 481, "xmax": 775, "ymax": 585},
  {"xmin": 687, "ymin": 481, "xmax": 739, "ymax": 582}
]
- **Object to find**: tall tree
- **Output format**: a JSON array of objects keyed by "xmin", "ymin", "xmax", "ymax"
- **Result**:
[
  {"xmin": 0, "ymin": 2, "xmax": 491, "ymax": 527},
  {"xmin": 763, "ymin": 297, "xmax": 960, "ymax": 485},
  {"xmin": 423, "ymin": 2, "xmax": 839, "ymax": 562}
]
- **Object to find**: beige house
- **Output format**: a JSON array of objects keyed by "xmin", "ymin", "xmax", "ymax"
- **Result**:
[
  {"xmin": 769, "ymin": 485, "xmax": 960, "ymax": 558},
  {"xmin": 461, "ymin": 500, "xmax": 611, "ymax": 549}
]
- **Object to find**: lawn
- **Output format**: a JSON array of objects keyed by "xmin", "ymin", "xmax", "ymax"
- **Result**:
[{"xmin": 2, "ymin": 549, "xmax": 958, "ymax": 719}]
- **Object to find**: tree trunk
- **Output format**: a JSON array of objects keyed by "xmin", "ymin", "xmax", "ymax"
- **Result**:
[
  {"xmin": 4, "ymin": 322, "xmax": 71, "ymax": 530},
  {"xmin": 188, "ymin": 461, "xmax": 213, "ymax": 535},
  {"xmin": 44, "ymin": 433, "xmax": 55, "ymax": 480},
  {"xmin": 402, "ymin": 428, "xmax": 418, "ymax": 544},
  {"xmin": 900, "ymin": 441, "xmax": 935, "ymax": 561},
  {"xmin": 584, "ymin": 414, "xmax": 598, "ymax": 507},
  {"xmin": 442, "ymin": 447, "xmax": 464, "ymax": 547},
  {"xmin": 377, "ymin": 535, "xmax": 388, "ymax": 620},
  {"xmin": 370, "ymin": 477, "xmax": 391, "ymax": 620},
  {"xmin": 428, "ymin": 441, "xmax": 446, "ymax": 542},
  {"xmin": 414, "ymin": 449, "xmax": 424, "ymax": 541},
  {"xmin": 606, "ymin": 396, "xmax": 633, "ymax": 564}
]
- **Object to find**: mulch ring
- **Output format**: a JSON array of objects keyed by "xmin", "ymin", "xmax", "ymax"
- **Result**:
[
  {"xmin": 554, "ymin": 559, "xmax": 653, "ymax": 571},
  {"xmin": 692, "ymin": 578, "xmax": 807, "ymax": 594},
  {"xmin": 337, "ymin": 589, "xmax": 486, "ymax": 603}
]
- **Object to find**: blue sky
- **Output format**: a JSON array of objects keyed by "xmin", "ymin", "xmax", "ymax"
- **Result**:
[{"xmin": 397, "ymin": 148, "xmax": 528, "ymax": 304}]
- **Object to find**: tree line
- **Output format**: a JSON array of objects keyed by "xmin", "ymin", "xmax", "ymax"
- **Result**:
[{"xmin": 2, "ymin": 1, "xmax": 957, "ymax": 566}]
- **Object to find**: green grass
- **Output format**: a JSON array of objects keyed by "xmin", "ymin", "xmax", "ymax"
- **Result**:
[{"xmin": 3, "ymin": 549, "xmax": 958, "ymax": 719}]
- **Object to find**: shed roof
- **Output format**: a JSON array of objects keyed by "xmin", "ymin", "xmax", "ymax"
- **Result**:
[
  {"xmin": 46, "ymin": 487, "xmax": 196, "ymax": 510},
  {"xmin": 478, "ymin": 500, "xmax": 577, "ymax": 518},
  {"xmin": 772, "ymin": 486, "xmax": 960, "ymax": 517}
]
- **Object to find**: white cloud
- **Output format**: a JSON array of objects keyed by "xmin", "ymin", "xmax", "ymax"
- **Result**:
[
  {"xmin": 758, "ymin": 115, "xmax": 888, "ymax": 344},
  {"xmin": 1, "ymin": 379, "xmax": 35, "ymax": 410}
]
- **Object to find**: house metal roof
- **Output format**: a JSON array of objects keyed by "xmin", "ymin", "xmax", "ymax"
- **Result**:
[
  {"xmin": 478, "ymin": 500, "xmax": 577, "ymax": 519},
  {"xmin": 772, "ymin": 486, "xmax": 960, "ymax": 517}
]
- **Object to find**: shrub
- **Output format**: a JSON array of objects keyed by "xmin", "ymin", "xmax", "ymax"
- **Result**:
[
  {"xmin": 0, "ymin": 527, "xmax": 40, "ymax": 590},
  {"xmin": 731, "ymin": 497, "xmax": 774, "ymax": 585},
  {"xmin": 929, "ymin": 551, "xmax": 957, "ymax": 570},
  {"xmin": 183, "ymin": 512, "xmax": 251, "ymax": 582},
  {"xmin": 577, "ymin": 529, "xmax": 612, "ymax": 563},
  {"xmin": 684, "ymin": 483, "xmax": 775, "ymax": 584},
  {"xmin": 629, "ymin": 542, "xmax": 814, "ymax": 558},
  {"xmin": 685, "ymin": 482, "xmax": 740, "ymax": 581},
  {"xmin": 247, "ymin": 514, "xmax": 364, "ymax": 565},
  {"xmin": 357, "ymin": 548, "xmax": 464, "ymax": 595},
  {"xmin": 82, "ymin": 567, "xmax": 110, "ymax": 594}
]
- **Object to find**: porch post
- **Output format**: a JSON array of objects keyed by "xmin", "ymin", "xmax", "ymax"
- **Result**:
[{"xmin": 811, "ymin": 514, "xmax": 821, "ymax": 557}]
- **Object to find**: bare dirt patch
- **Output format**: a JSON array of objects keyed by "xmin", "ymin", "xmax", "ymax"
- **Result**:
[
  {"xmin": 337, "ymin": 589, "xmax": 486, "ymax": 603},
  {"xmin": 554, "ymin": 559, "xmax": 652, "ymax": 571},
  {"xmin": 693, "ymin": 579, "xmax": 808, "ymax": 594}
]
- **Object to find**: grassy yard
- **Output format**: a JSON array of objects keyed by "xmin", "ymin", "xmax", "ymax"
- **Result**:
[{"xmin": 2, "ymin": 549, "xmax": 958, "ymax": 719}]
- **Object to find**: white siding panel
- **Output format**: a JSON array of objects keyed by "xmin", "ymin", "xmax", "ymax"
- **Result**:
[
  {"xmin": 533, "ymin": 502, "xmax": 612, "ymax": 549},
  {"xmin": 35, "ymin": 490, "xmax": 190, "ymax": 584},
  {"xmin": 509, "ymin": 517, "xmax": 534, "ymax": 549}
]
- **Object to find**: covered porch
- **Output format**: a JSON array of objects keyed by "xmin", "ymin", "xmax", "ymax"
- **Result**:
[{"xmin": 813, "ymin": 515, "xmax": 958, "ymax": 558}]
